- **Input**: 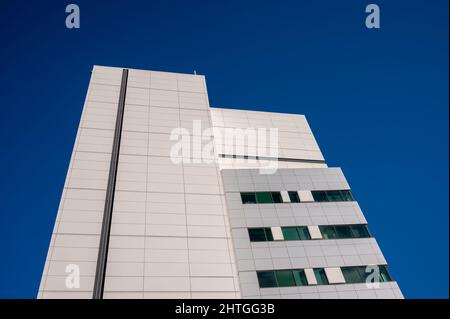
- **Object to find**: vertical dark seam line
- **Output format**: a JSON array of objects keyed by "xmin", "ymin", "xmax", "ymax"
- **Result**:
[{"xmin": 92, "ymin": 69, "xmax": 128, "ymax": 299}]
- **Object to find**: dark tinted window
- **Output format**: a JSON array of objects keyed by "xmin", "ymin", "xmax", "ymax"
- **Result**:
[
  {"xmin": 379, "ymin": 265, "xmax": 392, "ymax": 282},
  {"xmin": 319, "ymin": 226, "xmax": 337, "ymax": 239},
  {"xmin": 241, "ymin": 193, "xmax": 256, "ymax": 204},
  {"xmin": 257, "ymin": 271, "xmax": 277, "ymax": 288},
  {"xmin": 342, "ymin": 266, "xmax": 364, "ymax": 283},
  {"xmin": 248, "ymin": 228, "xmax": 273, "ymax": 242},
  {"xmin": 250, "ymin": 228, "xmax": 273, "ymax": 242},
  {"xmin": 327, "ymin": 190, "xmax": 342, "ymax": 201},
  {"xmin": 248, "ymin": 228, "xmax": 267, "ymax": 242},
  {"xmin": 314, "ymin": 268, "xmax": 329, "ymax": 285},
  {"xmin": 320, "ymin": 225, "xmax": 371, "ymax": 239},
  {"xmin": 335, "ymin": 225, "xmax": 352, "ymax": 238},
  {"xmin": 312, "ymin": 191, "xmax": 328, "ymax": 202},
  {"xmin": 265, "ymin": 228, "xmax": 274, "ymax": 241},
  {"xmin": 297, "ymin": 226, "xmax": 311, "ymax": 240},
  {"xmin": 342, "ymin": 265, "xmax": 393, "ymax": 284},
  {"xmin": 271, "ymin": 192, "xmax": 283, "ymax": 203},
  {"xmin": 293, "ymin": 270, "xmax": 308, "ymax": 286},
  {"xmin": 350, "ymin": 225, "xmax": 370, "ymax": 238},
  {"xmin": 288, "ymin": 191, "xmax": 300, "ymax": 203},
  {"xmin": 311, "ymin": 190, "xmax": 355, "ymax": 202},
  {"xmin": 342, "ymin": 190, "xmax": 354, "ymax": 201}
]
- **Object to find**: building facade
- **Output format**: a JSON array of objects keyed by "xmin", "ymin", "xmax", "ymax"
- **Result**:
[{"xmin": 38, "ymin": 66, "xmax": 402, "ymax": 299}]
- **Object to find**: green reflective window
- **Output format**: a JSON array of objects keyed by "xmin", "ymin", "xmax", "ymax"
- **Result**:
[
  {"xmin": 275, "ymin": 270, "xmax": 296, "ymax": 287},
  {"xmin": 293, "ymin": 270, "xmax": 308, "ymax": 286},
  {"xmin": 281, "ymin": 226, "xmax": 311, "ymax": 241},
  {"xmin": 288, "ymin": 191, "xmax": 300, "ymax": 203},
  {"xmin": 282, "ymin": 227, "xmax": 300, "ymax": 240},
  {"xmin": 319, "ymin": 226, "xmax": 337, "ymax": 239},
  {"xmin": 241, "ymin": 193, "xmax": 256, "ymax": 204},
  {"xmin": 248, "ymin": 228, "xmax": 273, "ymax": 242},
  {"xmin": 350, "ymin": 225, "xmax": 370, "ymax": 238},
  {"xmin": 257, "ymin": 271, "xmax": 277, "ymax": 288},
  {"xmin": 256, "ymin": 192, "xmax": 273, "ymax": 204},
  {"xmin": 271, "ymin": 192, "xmax": 283, "ymax": 203},
  {"xmin": 313, "ymin": 268, "xmax": 329, "ymax": 285},
  {"xmin": 297, "ymin": 226, "xmax": 311, "ymax": 240}
]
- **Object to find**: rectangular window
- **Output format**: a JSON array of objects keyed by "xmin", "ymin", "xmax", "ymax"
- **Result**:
[
  {"xmin": 256, "ymin": 192, "xmax": 273, "ymax": 204},
  {"xmin": 350, "ymin": 225, "xmax": 371, "ymax": 238},
  {"xmin": 379, "ymin": 265, "xmax": 392, "ymax": 282},
  {"xmin": 311, "ymin": 190, "xmax": 355, "ymax": 202},
  {"xmin": 342, "ymin": 266, "xmax": 364, "ymax": 283},
  {"xmin": 248, "ymin": 228, "xmax": 273, "ymax": 242},
  {"xmin": 313, "ymin": 268, "xmax": 329, "ymax": 285},
  {"xmin": 250, "ymin": 224, "xmax": 370, "ymax": 242},
  {"xmin": 281, "ymin": 226, "xmax": 311, "ymax": 241},
  {"xmin": 242, "ymin": 190, "xmax": 354, "ymax": 204},
  {"xmin": 335, "ymin": 225, "xmax": 353, "ymax": 239},
  {"xmin": 327, "ymin": 190, "xmax": 342, "ymax": 201},
  {"xmin": 265, "ymin": 228, "xmax": 274, "ymax": 241},
  {"xmin": 293, "ymin": 270, "xmax": 308, "ymax": 286},
  {"xmin": 311, "ymin": 191, "xmax": 328, "ymax": 202},
  {"xmin": 258, "ymin": 265, "xmax": 390, "ymax": 288},
  {"xmin": 319, "ymin": 224, "xmax": 371, "ymax": 239},
  {"xmin": 271, "ymin": 192, "xmax": 283, "ymax": 203},
  {"xmin": 282, "ymin": 227, "xmax": 300, "ymax": 240},
  {"xmin": 297, "ymin": 226, "xmax": 311, "ymax": 240},
  {"xmin": 241, "ymin": 193, "xmax": 256, "ymax": 204},
  {"xmin": 275, "ymin": 270, "xmax": 296, "ymax": 287},
  {"xmin": 241, "ymin": 192, "xmax": 284, "ymax": 204},
  {"xmin": 341, "ymin": 190, "xmax": 355, "ymax": 201},
  {"xmin": 342, "ymin": 265, "xmax": 393, "ymax": 284},
  {"xmin": 319, "ymin": 226, "xmax": 337, "ymax": 239},
  {"xmin": 288, "ymin": 191, "xmax": 300, "ymax": 203},
  {"xmin": 258, "ymin": 269, "xmax": 309, "ymax": 288},
  {"xmin": 257, "ymin": 271, "xmax": 277, "ymax": 288}
]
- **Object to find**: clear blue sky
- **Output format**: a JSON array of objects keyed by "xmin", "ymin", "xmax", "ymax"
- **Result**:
[{"xmin": 0, "ymin": 0, "xmax": 448, "ymax": 298}]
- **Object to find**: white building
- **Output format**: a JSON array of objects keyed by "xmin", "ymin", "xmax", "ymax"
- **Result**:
[{"xmin": 38, "ymin": 66, "xmax": 402, "ymax": 299}]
